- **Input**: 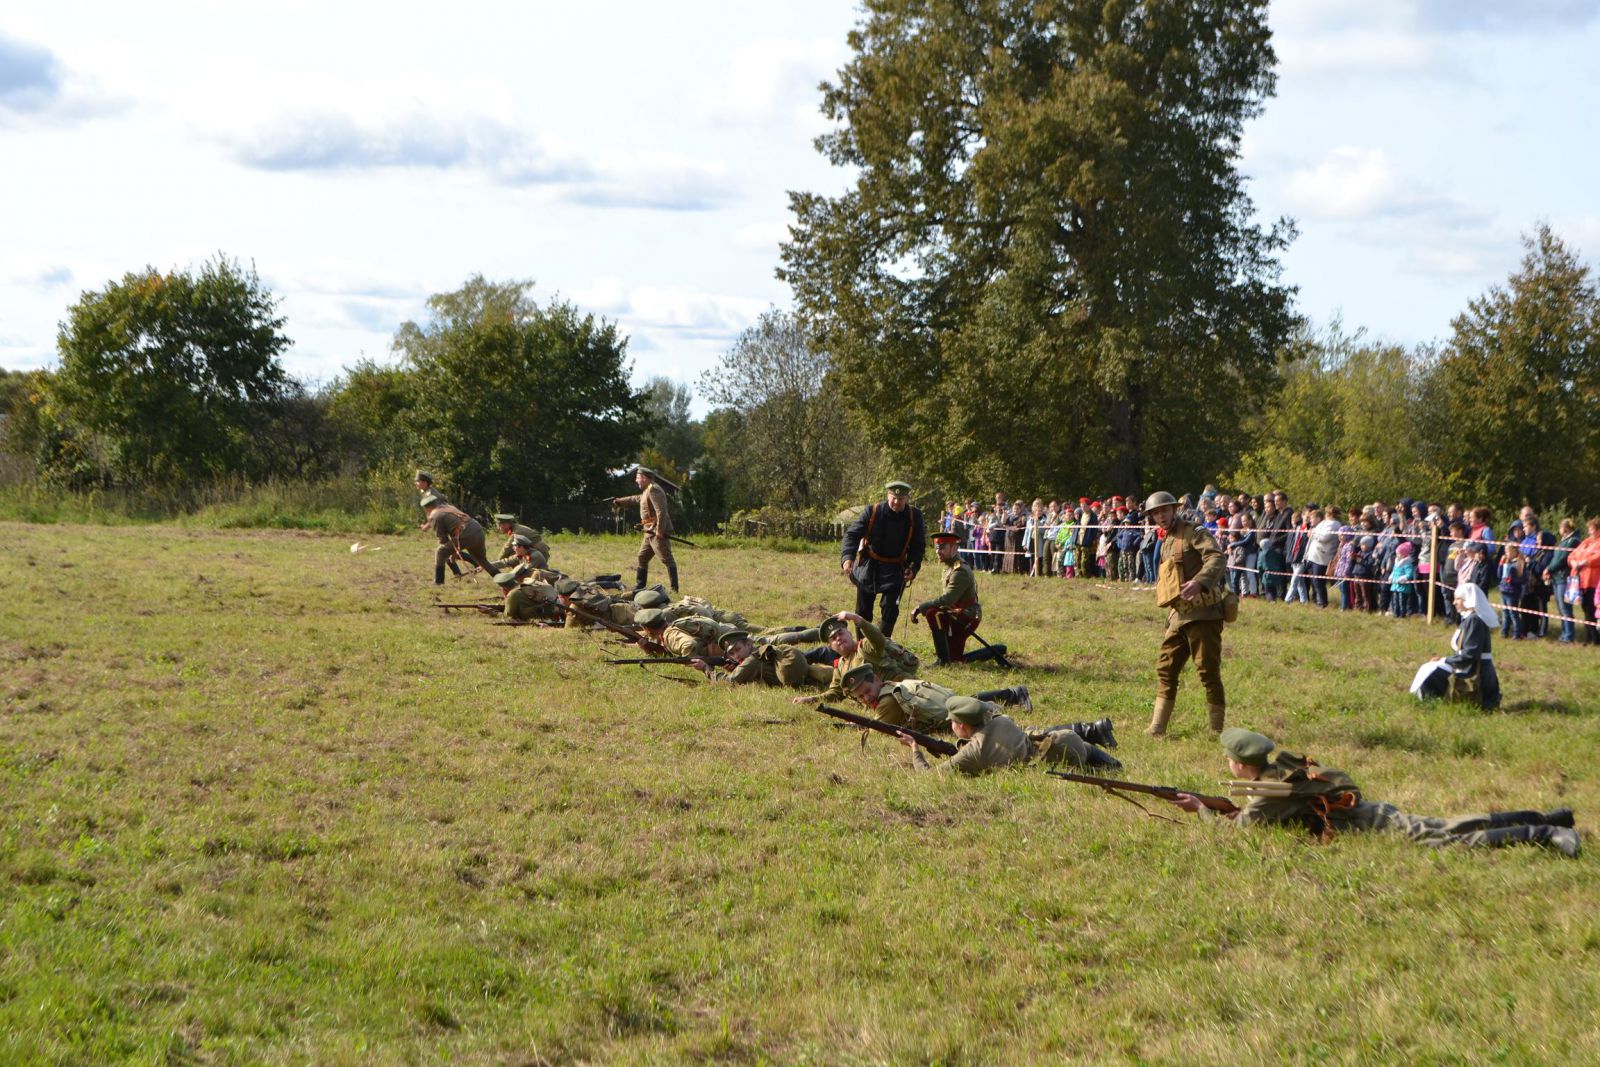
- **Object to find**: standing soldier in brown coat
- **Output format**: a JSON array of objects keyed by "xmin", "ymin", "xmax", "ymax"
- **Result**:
[
  {"xmin": 1143, "ymin": 490, "xmax": 1230, "ymax": 736},
  {"xmin": 611, "ymin": 466, "xmax": 679, "ymax": 592},
  {"xmin": 420, "ymin": 493, "xmax": 498, "ymax": 584}
]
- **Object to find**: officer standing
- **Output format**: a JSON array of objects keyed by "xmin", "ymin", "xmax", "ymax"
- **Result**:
[
  {"xmin": 1143, "ymin": 490, "xmax": 1229, "ymax": 736},
  {"xmin": 840, "ymin": 480, "xmax": 926, "ymax": 638},
  {"xmin": 611, "ymin": 466, "xmax": 679, "ymax": 592}
]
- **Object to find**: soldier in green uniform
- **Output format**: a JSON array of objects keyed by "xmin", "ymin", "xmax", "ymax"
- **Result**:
[
  {"xmin": 611, "ymin": 466, "xmax": 680, "ymax": 592},
  {"xmin": 1163, "ymin": 729, "xmax": 1579, "ymax": 857},
  {"xmin": 493, "ymin": 515, "xmax": 550, "ymax": 567},
  {"xmin": 895, "ymin": 696, "xmax": 1121, "ymax": 776},
  {"xmin": 838, "ymin": 664, "xmax": 1115, "ymax": 748},
  {"xmin": 415, "ymin": 470, "xmax": 442, "ymax": 506},
  {"xmin": 633, "ymin": 588, "xmax": 749, "ymax": 628},
  {"xmin": 912, "ymin": 531, "xmax": 1006, "ymax": 665},
  {"xmin": 634, "ymin": 609, "xmax": 735, "ymax": 658},
  {"xmin": 1143, "ymin": 490, "xmax": 1229, "ymax": 736},
  {"xmin": 554, "ymin": 577, "xmax": 637, "ymax": 629},
  {"xmin": 420, "ymin": 493, "xmax": 498, "ymax": 584},
  {"xmin": 794, "ymin": 611, "xmax": 921, "ymax": 707},
  {"xmin": 694, "ymin": 631, "xmax": 833, "ymax": 688},
  {"xmin": 493, "ymin": 569, "xmax": 560, "ymax": 622}
]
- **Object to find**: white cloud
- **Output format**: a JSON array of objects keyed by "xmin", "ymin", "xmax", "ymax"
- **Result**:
[
  {"xmin": 1282, "ymin": 147, "xmax": 1414, "ymax": 221},
  {"xmin": 570, "ymin": 278, "xmax": 767, "ymax": 340},
  {"xmin": 703, "ymin": 36, "xmax": 845, "ymax": 133},
  {"xmin": 732, "ymin": 221, "xmax": 791, "ymax": 253}
]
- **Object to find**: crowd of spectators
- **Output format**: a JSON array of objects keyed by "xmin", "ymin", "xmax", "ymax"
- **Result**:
[{"xmin": 940, "ymin": 487, "xmax": 1600, "ymax": 646}]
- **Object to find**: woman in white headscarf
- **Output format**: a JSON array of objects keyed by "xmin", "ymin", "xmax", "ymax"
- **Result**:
[{"xmin": 1410, "ymin": 582, "xmax": 1502, "ymax": 710}]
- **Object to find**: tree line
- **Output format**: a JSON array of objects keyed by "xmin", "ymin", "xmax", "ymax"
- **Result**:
[{"xmin": 5, "ymin": 0, "xmax": 1599, "ymax": 523}]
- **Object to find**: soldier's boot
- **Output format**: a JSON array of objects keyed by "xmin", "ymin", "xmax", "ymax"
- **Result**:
[
  {"xmin": 974, "ymin": 686, "xmax": 1031, "ymax": 712},
  {"xmin": 1081, "ymin": 717, "xmax": 1117, "ymax": 749},
  {"xmin": 1483, "ymin": 810, "xmax": 1553, "ymax": 829},
  {"xmin": 1147, "ymin": 697, "xmax": 1174, "ymax": 737},
  {"xmin": 1207, "ymin": 703, "xmax": 1227, "ymax": 735},
  {"xmin": 666, "ymin": 562, "xmax": 680, "ymax": 593},
  {"xmin": 634, "ymin": 565, "xmax": 649, "ymax": 591},
  {"xmin": 1544, "ymin": 808, "xmax": 1576, "ymax": 828},
  {"xmin": 1081, "ymin": 744, "xmax": 1122, "ymax": 772},
  {"xmin": 434, "ymin": 562, "xmax": 448, "ymax": 585},
  {"xmin": 1476, "ymin": 824, "xmax": 1581, "ymax": 858}
]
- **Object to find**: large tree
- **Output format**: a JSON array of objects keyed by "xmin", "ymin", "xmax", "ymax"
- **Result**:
[
  {"xmin": 781, "ymin": 0, "xmax": 1296, "ymax": 497},
  {"xmin": 1422, "ymin": 226, "xmax": 1600, "ymax": 513},
  {"xmin": 50, "ymin": 256, "xmax": 293, "ymax": 487},
  {"xmin": 395, "ymin": 276, "xmax": 645, "ymax": 508}
]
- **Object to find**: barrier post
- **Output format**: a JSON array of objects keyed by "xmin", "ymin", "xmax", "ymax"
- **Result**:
[{"xmin": 1426, "ymin": 523, "xmax": 1438, "ymax": 625}]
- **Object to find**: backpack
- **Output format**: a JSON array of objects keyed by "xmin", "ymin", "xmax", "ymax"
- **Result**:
[{"xmin": 1266, "ymin": 751, "xmax": 1362, "ymax": 842}]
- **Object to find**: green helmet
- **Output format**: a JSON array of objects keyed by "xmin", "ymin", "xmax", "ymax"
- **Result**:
[{"xmin": 1142, "ymin": 491, "xmax": 1178, "ymax": 512}]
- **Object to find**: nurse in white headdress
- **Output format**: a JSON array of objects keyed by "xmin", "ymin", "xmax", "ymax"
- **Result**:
[{"xmin": 1410, "ymin": 580, "xmax": 1502, "ymax": 710}]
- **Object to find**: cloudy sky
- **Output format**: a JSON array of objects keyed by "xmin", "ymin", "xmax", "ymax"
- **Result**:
[{"xmin": 3, "ymin": 0, "xmax": 1598, "ymax": 402}]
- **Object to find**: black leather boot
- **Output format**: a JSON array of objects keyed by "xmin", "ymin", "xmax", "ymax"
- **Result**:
[
  {"xmin": 1477, "ymin": 824, "xmax": 1580, "ymax": 857},
  {"xmin": 634, "ymin": 565, "xmax": 649, "ymax": 591},
  {"xmin": 666, "ymin": 562, "xmax": 680, "ymax": 593},
  {"xmin": 1082, "ymin": 745, "xmax": 1122, "ymax": 772}
]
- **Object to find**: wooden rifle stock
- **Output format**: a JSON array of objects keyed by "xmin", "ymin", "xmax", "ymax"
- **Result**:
[
  {"xmin": 605, "ymin": 655, "xmax": 728, "ymax": 667},
  {"xmin": 564, "ymin": 600, "xmax": 644, "ymax": 643},
  {"xmin": 1046, "ymin": 771, "xmax": 1239, "ymax": 814},
  {"xmin": 815, "ymin": 704, "xmax": 959, "ymax": 757}
]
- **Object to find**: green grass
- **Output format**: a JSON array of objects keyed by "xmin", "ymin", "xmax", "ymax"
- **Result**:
[{"xmin": 2, "ymin": 524, "xmax": 1597, "ymax": 1064}]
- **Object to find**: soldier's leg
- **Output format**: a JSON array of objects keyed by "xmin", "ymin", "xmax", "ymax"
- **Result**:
[
  {"xmin": 435, "ymin": 543, "xmax": 459, "ymax": 584},
  {"xmin": 944, "ymin": 615, "xmax": 975, "ymax": 663},
  {"xmin": 927, "ymin": 613, "xmax": 951, "ymax": 664},
  {"xmin": 854, "ymin": 584, "xmax": 876, "ymax": 626},
  {"xmin": 806, "ymin": 663, "xmax": 835, "ymax": 687},
  {"xmin": 635, "ymin": 535, "xmax": 656, "ymax": 589},
  {"xmin": 973, "ymin": 687, "xmax": 1026, "ymax": 706},
  {"xmin": 878, "ymin": 584, "xmax": 904, "ymax": 638},
  {"xmin": 1187, "ymin": 620, "xmax": 1226, "ymax": 733},
  {"xmin": 1041, "ymin": 731, "xmax": 1121, "ymax": 771},
  {"xmin": 1151, "ymin": 628, "xmax": 1190, "ymax": 736},
  {"xmin": 655, "ymin": 536, "xmax": 679, "ymax": 592},
  {"xmin": 803, "ymin": 647, "xmax": 838, "ymax": 666}
]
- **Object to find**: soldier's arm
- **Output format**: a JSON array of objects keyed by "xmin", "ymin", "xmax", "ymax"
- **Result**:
[
  {"xmin": 817, "ymin": 664, "xmax": 846, "ymax": 703},
  {"xmin": 841, "ymin": 507, "xmax": 870, "ymax": 565},
  {"xmin": 857, "ymin": 619, "xmax": 888, "ymax": 658},
  {"xmin": 1191, "ymin": 527, "xmax": 1227, "ymax": 589},
  {"xmin": 907, "ymin": 508, "xmax": 927, "ymax": 577},
  {"xmin": 612, "ymin": 494, "xmax": 642, "ymax": 507},
  {"xmin": 922, "ymin": 567, "xmax": 972, "ymax": 611}
]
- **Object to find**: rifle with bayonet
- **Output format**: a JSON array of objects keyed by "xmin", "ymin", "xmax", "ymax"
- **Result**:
[
  {"xmin": 815, "ymin": 704, "xmax": 959, "ymax": 757},
  {"xmin": 606, "ymin": 655, "xmax": 728, "ymax": 667},
  {"xmin": 1046, "ymin": 771, "xmax": 1239, "ymax": 814}
]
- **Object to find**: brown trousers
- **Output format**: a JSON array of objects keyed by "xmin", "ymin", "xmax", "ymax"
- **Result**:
[
  {"xmin": 1156, "ymin": 619, "xmax": 1225, "ymax": 706},
  {"xmin": 637, "ymin": 531, "xmax": 676, "ymax": 569}
]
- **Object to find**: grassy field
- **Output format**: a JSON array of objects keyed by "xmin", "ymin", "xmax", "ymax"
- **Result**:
[{"xmin": 2, "ymin": 524, "xmax": 1597, "ymax": 1065}]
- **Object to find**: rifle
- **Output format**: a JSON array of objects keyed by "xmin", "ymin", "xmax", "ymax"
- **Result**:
[
  {"xmin": 606, "ymin": 655, "xmax": 728, "ymax": 667},
  {"xmin": 633, "ymin": 523, "xmax": 697, "ymax": 549},
  {"xmin": 1046, "ymin": 771, "xmax": 1239, "ymax": 815},
  {"xmin": 437, "ymin": 602, "xmax": 497, "ymax": 613},
  {"xmin": 815, "ymin": 704, "xmax": 959, "ymax": 757},
  {"xmin": 564, "ymin": 600, "xmax": 645, "ymax": 643}
]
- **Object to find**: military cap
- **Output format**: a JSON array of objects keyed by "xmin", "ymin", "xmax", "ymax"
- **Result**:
[
  {"xmin": 492, "ymin": 513, "xmax": 517, "ymax": 524},
  {"xmin": 931, "ymin": 531, "xmax": 961, "ymax": 544},
  {"xmin": 819, "ymin": 617, "xmax": 850, "ymax": 643},
  {"xmin": 1143, "ymin": 490, "xmax": 1178, "ymax": 512},
  {"xmin": 841, "ymin": 663, "xmax": 878, "ymax": 688},
  {"xmin": 1220, "ymin": 728, "xmax": 1275, "ymax": 766},
  {"xmin": 553, "ymin": 577, "xmax": 580, "ymax": 596},
  {"xmin": 419, "ymin": 492, "xmax": 443, "ymax": 508},
  {"xmin": 633, "ymin": 589, "xmax": 671, "ymax": 608},
  {"xmin": 633, "ymin": 608, "xmax": 666, "ymax": 629},
  {"xmin": 718, "ymin": 630, "xmax": 752, "ymax": 651},
  {"xmin": 415, "ymin": 470, "xmax": 434, "ymax": 483},
  {"xmin": 947, "ymin": 696, "xmax": 990, "ymax": 727},
  {"xmin": 510, "ymin": 534, "xmax": 534, "ymax": 550},
  {"xmin": 493, "ymin": 570, "xmax": 520, "ymax": 588},
  {"xmin": 885, "ymin": 480, "xmax": 912, "ymax": 494}
]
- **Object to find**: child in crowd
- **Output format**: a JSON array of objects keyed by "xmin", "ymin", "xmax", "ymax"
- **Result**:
[
  {"xmin": 1390, "ymin": 542, "xmax": 1418, "ymax": 618},
  {"xmin": 1350, "ymin": 535, "xmax": 1376, "ymax": 612},
  {"xmin": 1498, "ymin": 542, "xmax": 1525, "ymax": 639}
]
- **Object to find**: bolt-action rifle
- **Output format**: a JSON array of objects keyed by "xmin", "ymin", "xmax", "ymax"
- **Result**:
[
  {"xmin": 605, "ymin": 655, "xmax": 728, "ymax": 667},
  {"xmin": 1046, "ymin": 771, "xmax": 1239, "ymax": 814},
  {"xmin": 632, "ymin": 523, "xmax": 696, "ymax": 549},
  {"xmin": 814, "ymin": 704, "xmax": 959, "ymax": 757}
]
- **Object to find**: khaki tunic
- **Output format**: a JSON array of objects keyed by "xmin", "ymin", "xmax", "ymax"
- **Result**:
[
  {"xmin": 616, "ymin": 482, "xmax": 675, "ymax": 569},
  {"xmin": 821, "ymin": 619, "xmax": 922, "ymax": 702},
  {"xmin": 912, "ymin": 713, "xmax": 1029, "ymax": 775},
  {"xmin": 563, "ymin": 592, "xmax": 636, "ymax": 629},
  {"xmin": 498, "ymin": 523, "xmax": 551, "ymax": 562},
  {"xmin": 921, "ymin": 559, "xmax": 981, "ymax": 621},
  {"xmin": 661, "ymin": 617, "xmax": 735, "ymax": 658},
  {"xmin": 1156, "ymin": 521, "xmax": 1227, "ymax": 635},
  {"xmin": 712, "ymin": 644, "xmax": 829, "ymax": 688},
  {"xmin": 874, "ymin": 679, "xmax": 959, "ymax": 732},
  {"xmin": 503, "ymin": 581, "xmax": 558, "ymax": 622}
]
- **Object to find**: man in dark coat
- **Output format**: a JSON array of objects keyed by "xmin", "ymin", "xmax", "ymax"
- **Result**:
[{"xmin": 840, "ymin": 480, "xmax": 927, "ymax": 638}]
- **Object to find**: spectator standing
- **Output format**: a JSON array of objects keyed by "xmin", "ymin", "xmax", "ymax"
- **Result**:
[
  {"xmin": 1547, "ymin": 519, "xmax": 1580, "ymax": 643},
  {"xmin": 1304, "ymin": 507, "xmax": 1342, "ymax": 608},
  {"xmin": 1391, "ymin": 542, "xmax": 1419, "ymax": 618},
  {"xmin": 1497, "ymin": 541, "xmax": 1526, "ymax": 639},
  {"xmin": 1569, "ymin": 519, "xmax": 1600, "ymax": 645}
]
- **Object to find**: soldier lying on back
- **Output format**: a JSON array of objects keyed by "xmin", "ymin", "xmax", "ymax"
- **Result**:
[
  {"xmin": 894, "ymin": 696, "xmax": 1121, "ymax": 776},
  {"xmin": 1162, "ymin": 729, "xmax": 1578, "ymax": 857}
]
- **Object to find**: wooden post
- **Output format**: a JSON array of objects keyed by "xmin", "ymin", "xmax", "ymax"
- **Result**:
[{"xmin": 1426, "ymin": 522, "xmax": 1438, "ymax": 625}]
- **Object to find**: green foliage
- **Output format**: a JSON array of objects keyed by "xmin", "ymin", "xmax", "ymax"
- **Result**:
[
  {"xmin": 48, "ymin": 255, "xmax": 294, "ymax": 489},
  {"xmin": 699, "ymin": 309, "xmax": 876, "ymax": 511},
  {"xmin": 782, "ymin": 0, "xmax": 1297, "ymax": 498},
  {"xmin": 638, "ymin": 376, "xmax": 703, "ymax": 472},
  {"xmin": 1423, "ymin": 226, "xmax": 1600, "ymax": 512},
  {"xmin": 395, "ymin": 276, "xmax": 647, "ymax": 509},
  {"xmin": 323, "ymin": 359, "xmax": 420, "ymax": 470},
  {"xmin": 1230, "ymin": 323, "xmax": 1437, "ymax": 505}
]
